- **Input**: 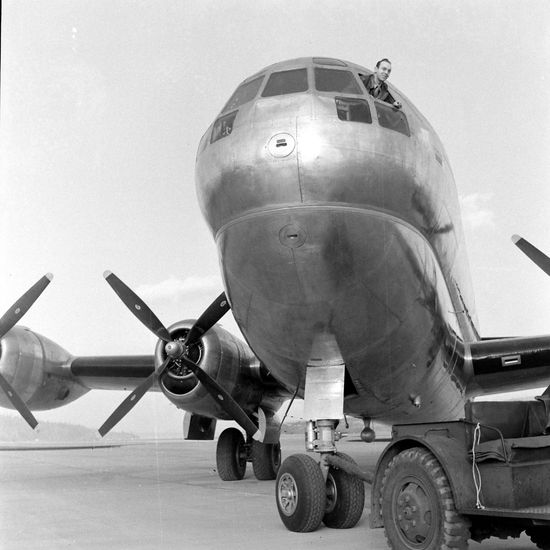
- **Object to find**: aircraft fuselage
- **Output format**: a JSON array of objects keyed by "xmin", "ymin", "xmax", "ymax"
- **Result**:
[{"xmin": 195, "ymin": 58, "xmax": 479, "ymax": 425}]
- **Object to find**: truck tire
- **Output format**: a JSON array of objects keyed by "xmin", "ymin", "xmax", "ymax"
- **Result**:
[
  {"xmin": 216, "ymin": 428, "xmax": 246, "ymax": 481},
  {"xmin": 380, "ymin": 446, "xmax": 470, "ymax": 549}
]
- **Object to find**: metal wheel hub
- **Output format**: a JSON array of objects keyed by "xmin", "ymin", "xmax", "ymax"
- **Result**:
[
  {"xmin": 395, "ymin": 480, "xmax": 433, "ymax": 544},
  {"xmin": 278, "ymin": 473, "xmax": 298, "ymax": 516},
  {"xmin": 325, "ymin": 473, "xmax": 337, "ymax": 514}
]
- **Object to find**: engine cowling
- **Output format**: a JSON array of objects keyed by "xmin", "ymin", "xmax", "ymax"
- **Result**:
[
  {"xmin": 155, "ymin": 320, "xmax": 274, "ymax": 419},
  {"xmin": 0, "ymin": 326, "xmax": 88, "ymax": 411}
]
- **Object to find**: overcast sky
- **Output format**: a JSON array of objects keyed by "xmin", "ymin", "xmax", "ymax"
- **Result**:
[{"xmin": 1, "ymin": 0, "xmax": 549, "ymax": 435}]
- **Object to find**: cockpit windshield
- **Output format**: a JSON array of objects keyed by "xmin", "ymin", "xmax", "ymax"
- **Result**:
[
  {"xmin": 314, "ymin": 68, "xmax": 362, "ymax": 94},
  {"xmin": 261, "ymin": 68, "xmax": 308, "ymax": 97},
  {"xmin": 222, "ymin": 75, "xmax": 264, "ymax": 113}
]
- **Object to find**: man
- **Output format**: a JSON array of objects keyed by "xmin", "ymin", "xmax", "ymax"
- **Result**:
[{"xmin": 361, "ymin": 58, "xmax": 402, "ymax": 109}]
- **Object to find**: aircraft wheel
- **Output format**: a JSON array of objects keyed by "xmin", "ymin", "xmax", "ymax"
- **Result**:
[
  {"xmin": 323, "ymin": 452, "xmax": 365, "ymax": 528},
  {"xmin": 380, "ymin": 447, "xmax": 470, "ymax": 550},
  {"xmin": 216, "ymin": 428, "xmax": 246, "ymax": 481},
  {"xmin": 252, "ymin": 440, "xmax": 281, "ymax": 480},
  {"xmin": 527, "ymin": 527, "xmax": 550, "ymax": 549},
  {"xmin": 276, "ymin": 454, "xmax": 326, "ymax": 532}
]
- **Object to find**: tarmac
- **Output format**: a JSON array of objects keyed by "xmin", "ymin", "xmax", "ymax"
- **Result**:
[{"xmin": 0, "ymin": 434, "xmax": 538, "ymax": 549}]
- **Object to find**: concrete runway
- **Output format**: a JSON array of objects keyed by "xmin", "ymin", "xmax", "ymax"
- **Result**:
[{"xmin": 0, "ymin": 435, "xmax": 538, "ymax": 549}]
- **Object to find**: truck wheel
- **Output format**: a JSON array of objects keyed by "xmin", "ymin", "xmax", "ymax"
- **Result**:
[
  {"xmin": 380, "ymin": 447, "xmax": 470, "ymax": 550},
  {"xmin": 252, "ymin": 440, "xmax": 281, "ymax": 480},
  {"xmin": 323, "ymin": 452, "xmax": 365, "ymax": 528},
  {"xmin": 527, "ymin": 527, "xmax": 550, "ymax": 549},
  {"xmin": 216, "ymin": 428, "xmax": 246, "ymax": 481},
  {"xmin": 276, "ymin": 454, "xmax": 326, "ymax": 532}
]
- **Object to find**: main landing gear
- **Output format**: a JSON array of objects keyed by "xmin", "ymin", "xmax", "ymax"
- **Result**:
[
  {"xmin": 215, "ymin": 427, "xmax": 281, "ymax": 481},
  {"xmin": 275, "ymin": 419, "xmax": 365, "ymax": 532}
]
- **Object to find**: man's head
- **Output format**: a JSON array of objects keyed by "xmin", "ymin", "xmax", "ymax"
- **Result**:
[{"xmin": 374, "ymin": 58, "xmax": 392, "ymax": 82}]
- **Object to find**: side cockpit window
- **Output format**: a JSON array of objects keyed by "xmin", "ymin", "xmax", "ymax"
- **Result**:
[
  {"xmin": 222, "ymin": 75, "xmax": 264, "ymax": 113},
  {"xmin": 211, "ymin": 111, "xmax": 237, "ymax": 143},
  {"xmin": 335, "ymin": 97, "xmax": 372, "ymax": 123},
  {"xmin": 374, "ymin": 101, "xmax": 410, "ymax": 137},
  {"xmin": 261, "ymin": 68, "xmax": 308, "ymax": 97},
  {"xmin": 315, "ymin": 69, "xmax": 362, "ymax": 94}
]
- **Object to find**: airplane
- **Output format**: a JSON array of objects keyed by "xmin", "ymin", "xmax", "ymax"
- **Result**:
[{"xmin": 2, "ymin": 57, "xmax": 550, "ymax": 547}]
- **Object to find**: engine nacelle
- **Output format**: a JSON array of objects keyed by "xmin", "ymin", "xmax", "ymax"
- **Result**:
[
  {"xmin": 155, "ymin": 320, "xmax": 275, "ymax": 419},
  {"xmin": 0, "ymin": 326, "xmax": 88, "ymax": 411}
]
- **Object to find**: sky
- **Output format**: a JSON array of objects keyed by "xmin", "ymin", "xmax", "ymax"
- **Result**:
[{"xmin": 1, "ymin": 0, "xmax": 549, "ymax": 435}]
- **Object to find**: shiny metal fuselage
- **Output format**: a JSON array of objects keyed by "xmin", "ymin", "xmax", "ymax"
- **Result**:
[{"xmin": 195, "ymin": 58, "xmax": 479, "ymax": 425}]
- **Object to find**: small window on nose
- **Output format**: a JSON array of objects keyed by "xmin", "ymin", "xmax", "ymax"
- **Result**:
[{"xmin": 211, "ymin": 111, "xmax": 238, "ymax": 143}]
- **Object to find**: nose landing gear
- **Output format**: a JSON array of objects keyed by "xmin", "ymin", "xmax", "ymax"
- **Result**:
[{"xmin": 275, "ymin": 419, "xmax": 365, "ymax": 532}]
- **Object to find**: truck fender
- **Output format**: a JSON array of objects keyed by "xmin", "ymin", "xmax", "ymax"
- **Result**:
[{"xmin": 370, "ymin": 434, "xmax": 477, "ymax": 528}]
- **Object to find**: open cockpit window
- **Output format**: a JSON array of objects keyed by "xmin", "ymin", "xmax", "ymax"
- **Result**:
[
  {"xmin": 261, "ymin": 68, "xmax": 308, "ymax": 97},
  {"xmin": 374, "ymin": 101, "xmax": 410, "ymax": 137},
  {"xmin": 222, "ymin": 75, "xmax": 264, "ymax": 113},
  {"xmin": 335, "ymin": 97, "xmax": 372, "ymax": 123},
  {"xmin": 211, "ymin": 111, "xmax": 237, "ymax": 143},
  {"xmin": 315, "ymin": 69, "xmax": 362, "ymax": 94}
]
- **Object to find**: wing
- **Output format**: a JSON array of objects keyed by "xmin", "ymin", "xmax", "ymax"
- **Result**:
[
  {"xmin": 469, "ymin": 236, "xmax": 550, "ymax": 396},
  {"xmin": 469, "ymin": 335, "xmax": 550, "ymax": 395},
  {"xmin": 70, "ymin": 355, "xmax": 156, "ymax": 391}
]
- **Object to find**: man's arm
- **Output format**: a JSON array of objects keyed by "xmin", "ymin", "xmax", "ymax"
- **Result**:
[{"xmin": 384, "ymin": 87, "xmax": 402, "ymax": 109}]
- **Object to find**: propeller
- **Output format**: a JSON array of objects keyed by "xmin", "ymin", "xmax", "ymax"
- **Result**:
[
  {"xmin": 512, "ymin": 235, "xmax": 550, "ymax": 277},
  {"xmin": 99, "ymin": 271, "xmax": 261, "ymax": 440},
  {"xmin": 0, "ymin": 273, "xmax": 53, "ymax": 429}
]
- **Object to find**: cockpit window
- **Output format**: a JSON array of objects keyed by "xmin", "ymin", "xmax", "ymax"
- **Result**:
[
  {"xmin": 261, "ymin": 68, "xmax": 308, "ymax": 97},
  {"xmin": 222, "ymin": 75, "xmax": 264, "ymax": 113},
  {"xmin": 335, "ymin": 97, "xmax": 372, "ymax": 123},
  {"xmin": 315, "ymin": 68, "xmax": 362, "ymax": 94},
  {"xmin": 313, "ymin": 57, "xmax": 347, "ymax": 67},
  {"xmin": 211, "ymin": 111, "xmax": 237, "ymax": 143},
  {"xmin": 374, "ymin": 101, "xmax": 410, "ymax": 137}
]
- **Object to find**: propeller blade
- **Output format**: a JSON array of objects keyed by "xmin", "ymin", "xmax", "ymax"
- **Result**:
[
  {"xmin": 512, "ymin": 235, "xmax": 550, "ymax": 277},
  {"xmin": 179, "ymin": 356, "xmax": 261, "ymax": 440},
  {"xmin": 185, "ymin": 292, "xmax": 231, "ymax": 346},
  {"xmin": 100, "ymin": 275, "xmax": 249, "ymax": 438},
  {"xmin": 98, "ymin": 372, "xmax": 156, "ymax": 437},
  {"xmin": 103, "ymin": 271, "xmax": 172, "ymax": 342},
  {"xmin": 0, "ymin": 372, "xmax": 38, "ymax": 429},
  {"xmin": 0, "ymin": 273, "xmax": 53, "ymax": 339}
]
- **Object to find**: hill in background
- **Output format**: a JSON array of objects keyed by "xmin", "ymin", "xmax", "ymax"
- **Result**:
[{"xmin": 0, "ymin": 415, "xmax": 138, "ymax": 444}]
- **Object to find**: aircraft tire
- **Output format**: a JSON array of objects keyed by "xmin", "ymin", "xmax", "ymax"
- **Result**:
[
  {"xmin": 251, "ymin": 440, "xmax": 281, "ymax": 480},
  {"xmin": 380, "ymin": 447, "xmax": 470, "ymax": 550},
  {"xmin": 323, "ymin": 452, "xmax": 365, "ymax": 529},
  {"xmin": 275, "ymin": 454, "xmax": 326, "ymax": 532},
  {"xmin": 216, "ymin": 428, "xmax": 246, "ymax": 481},
  {"xmin": 527, "ymin": 527, "xmax": 550, "ymax": 549}
]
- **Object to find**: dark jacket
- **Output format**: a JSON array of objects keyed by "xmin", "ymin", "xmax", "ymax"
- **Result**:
[{"xmin": 361, "ymin": 74, "xmax": 396, "ymax": 105}]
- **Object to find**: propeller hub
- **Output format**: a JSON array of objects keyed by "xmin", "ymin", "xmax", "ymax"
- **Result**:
[{"xmin": 165, "ymin": 340, "xmax": 185, "ymax": 359}]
